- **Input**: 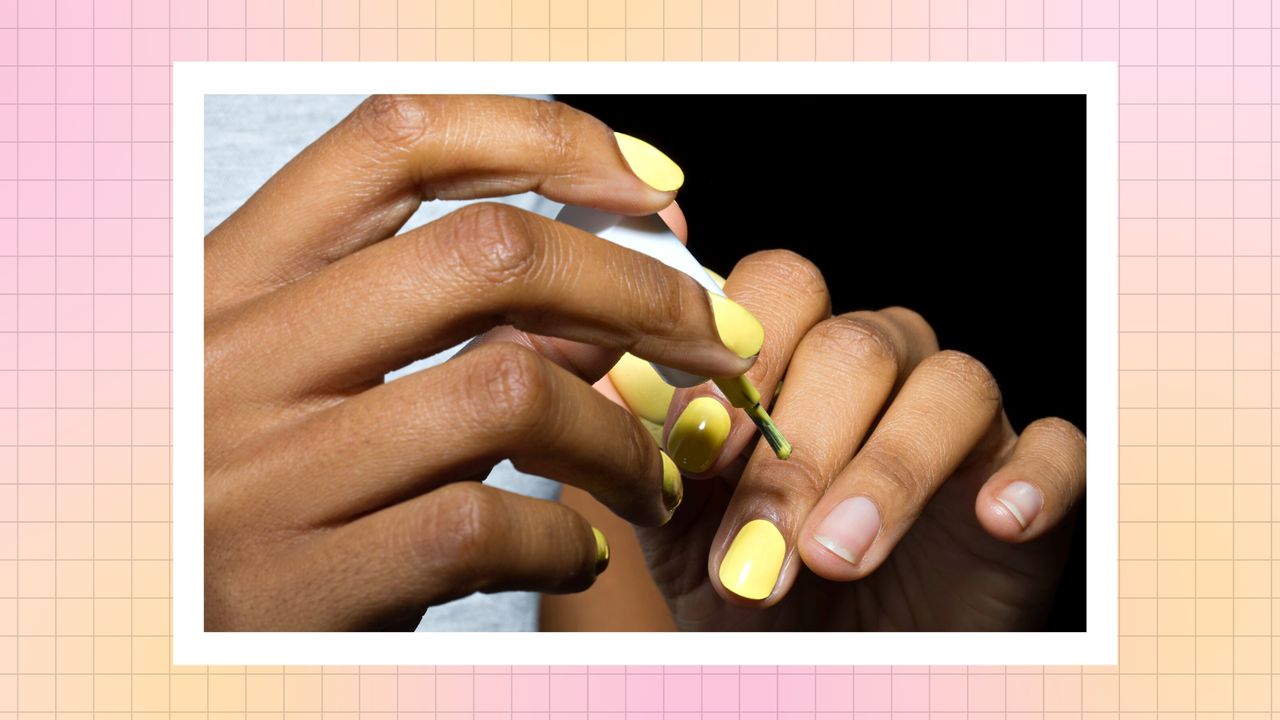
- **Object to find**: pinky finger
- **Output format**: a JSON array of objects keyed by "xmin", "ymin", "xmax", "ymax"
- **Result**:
[
  {"xmin": 976, "ymin": 417, "xmax": 1086, "ymax": 543},
  {"xmin": 291, "ymin": 483, "xmax": 608, "ymax": 631}
]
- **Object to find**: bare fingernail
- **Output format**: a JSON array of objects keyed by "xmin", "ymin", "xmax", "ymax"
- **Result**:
[
  {"xmin": 812, "ymin": 496, "xmax": 881, "ymax": 566},
  {"xmin": 996, "ymin": 481, "xmax": 1043, "ymax": 529}
]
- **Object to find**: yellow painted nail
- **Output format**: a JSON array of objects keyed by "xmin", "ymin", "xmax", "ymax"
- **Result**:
[
  {"xmin": 718, "ymin": 518, "xmax": 786, "ymax": 600},
  {"xmin": 708, "ymin": 293, "xmax": 765, "ymax": 359},
  {"xmin": 666, "ymin": 396, "xmax": 731, "ymax": 473},
  {"xmin": 703, "ymin": 267, "xmax": 727, "ymax": 289},
  {"xmin": 608, "ymin": 352, "xmax": 675, "ymax": 424},
  {"xmin": 660, "ymin": 451, "xmax": 682, "ymax": 511},
  {"xmin": 615, "ymin": 132, "xmax": 684, "ymax": 192},
  {"xmin": 592, "ymin": 527, "xmax": 610, "ymax": 574}
]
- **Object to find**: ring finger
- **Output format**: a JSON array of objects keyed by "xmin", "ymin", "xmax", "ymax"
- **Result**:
[{"xmin": 708, "ymin": 308, "xmax": 939, "ymax": 603}]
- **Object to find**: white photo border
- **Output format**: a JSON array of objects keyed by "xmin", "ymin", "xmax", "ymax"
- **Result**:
[{"xmin": 173, "ymin": 61, "xmax": 1118, "ymax": 666}]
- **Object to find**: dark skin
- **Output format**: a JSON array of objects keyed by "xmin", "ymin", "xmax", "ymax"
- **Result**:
[
  {"xmin": 561, "ymin": 253, "xmax": 1085, "ymax": 632},
  {"xmin": 207, "ymin": 94, "xmax": 1085, "ymax": 631},
  {"xmin": 204, "ymin": 95, "xmax": 760, "ymax": 630}
]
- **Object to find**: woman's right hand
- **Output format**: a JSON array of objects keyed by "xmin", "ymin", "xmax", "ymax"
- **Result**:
[{"xmin": 204, "ymin": 95, "xmax": 760, "ymax": 631}]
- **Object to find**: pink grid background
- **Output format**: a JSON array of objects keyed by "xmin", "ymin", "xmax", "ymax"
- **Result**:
[{"xmin": 0, "ymin": 0, "xmax": 1246, "ymax": 714}]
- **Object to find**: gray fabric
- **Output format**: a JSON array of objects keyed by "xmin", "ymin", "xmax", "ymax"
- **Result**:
[{"xmin": 205, "ymin": 94, "xmax": 561, "ymax": 632}]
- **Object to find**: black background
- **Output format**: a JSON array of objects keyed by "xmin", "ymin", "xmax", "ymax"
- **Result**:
[{"xmin": 563, "ymin": 94, "xmax": 1087, "ymax": 631}]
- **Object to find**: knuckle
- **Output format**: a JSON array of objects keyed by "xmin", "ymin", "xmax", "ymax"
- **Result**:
[
  {"xmin": 351, "ymin": 94, "xmax": 434, "ymax": 151},
  {"xmin": 623, "ymin": 255, "xmax": 687, "ymax": 336},
  {"xmin": 738, "ymin": 249, "xmax": 830, "ymax": 307},
  {"xmin": 860, "ymin": 446, "xmax": 931, "ymax": 507},
  {"xmin": 809, "ymin": 314, "xmax": 903, "ymax": 376},
  {"xmin": 782, "ymin": 453, "xmax": 831, "ymax": 498},
  {"xmin": 427, "ymin": 483, "xmax": 505, "ymax": 578},
  {"xmin": 448, "ymin": 203, "xmax": 540, "ymax": 286},
  {"xmin": 924, "ymin": 350, "xmax": 1002, "ymax": 413},
  {"xmin": 464, "ymin": 343, "xmax": 551, "ymax": 439},
  {"xmin": 529, "ymin": 100, "xmax": 577, "ymax": 165}
]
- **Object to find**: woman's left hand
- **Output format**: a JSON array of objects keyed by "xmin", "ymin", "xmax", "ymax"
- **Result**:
[{"xmin": 605, "ymin": 250, "xmax": 1086, "ymax": 631}]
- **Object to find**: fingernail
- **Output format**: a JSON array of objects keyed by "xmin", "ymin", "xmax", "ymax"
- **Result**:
[
  {"xmin": 592, "ymin": 527, "xmax": 610, "ymax": 574},
  {"xmin": 718, "ymin": 518, "xmax": 786, "ymax": 600},
  {"xmin": 996, "ymin": 481, "xmax": 1043, "ymax": 529},
  {"xmin": 708, "ymin": 293, "xmax": 765, "ymax": 359},
  {"xmin": 660, "ymin": 451, "xmax": 683, "ymax": 511},
  {"xmin": 614, "ymin": 132, "xmax": 684, "ymax": 192},
  {"xmin": 608, "ymin": 352, "xmax": 675, "ymax": 424},
  {"xmin": 812, "ymin": 496, "xmax": 881, "ymax": 566},
  {"xmin": 666, "ymin": 396, "xmax": 731, "ymax": 473}
]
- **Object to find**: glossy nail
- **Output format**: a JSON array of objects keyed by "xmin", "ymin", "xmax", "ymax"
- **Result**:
[
  {"xmin": 592, "ymin": 527, "xmax": 610, "ymax": 574},
  {"xmin": 996, "ymin": 481, "xmax": 1043, "ymax": 529},
  {"xmin": 812, "ymin": 496, "xmax": 881, "ymax": 566},
  {"xmin": 666, "ymin": 396, "xmax": 731, "ymax": 473},
  {"xmin": 718, "ymin": 518, "xmax": 786, "ymax": 600},
  {"xmin": 709, "ymin": 293, "xmax": 765, "ymax": 359},
  {"xmin": 608, "ymin": 352, "xmax": 675, "ymax": 424},
  {"xmin": 660, "ymin": 451, "xmax": 683, "ymax": 512},
  {"xmin": 615, "ymin": 132, "xmax": 684, "ymax": 192}
]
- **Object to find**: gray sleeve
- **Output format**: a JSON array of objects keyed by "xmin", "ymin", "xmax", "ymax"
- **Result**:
[{"xmin": 206, "ymin": 94, "xmax": 563, "ymax": 632}]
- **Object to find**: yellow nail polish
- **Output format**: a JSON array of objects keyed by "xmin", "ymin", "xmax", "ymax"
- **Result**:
[
  {"xmin": 703, "ymin": 267, "xmax": 727, "ymax": 289},
  {"xmin": 615, "ymin": 132, "xmax": 684, "ymax": 192},
  {"xmin": 708, "ymin": 293, "xmax": 765, "ymax": 359},
  {"xmin": 718, "ymin": 518, "xmax": 786, "ymax": 600},
  {"xmin": 660, "ymin": 451, "xmax": 682, "ymax": 511},
  {"xmin": 607, "ymin": 352, "xmax": 675, "ymax": 424},
  {"xmin": 592, "ymin": 527, "xmax": 610, "ymax": 574},
  {"xmin": 666, "ymin": 396, "xmax": 731, "ymax": 473}
]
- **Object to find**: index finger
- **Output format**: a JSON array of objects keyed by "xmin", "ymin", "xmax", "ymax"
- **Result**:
[{"xmin": 207, "ymin": 95, "xmax": 682, "ymax": 311}]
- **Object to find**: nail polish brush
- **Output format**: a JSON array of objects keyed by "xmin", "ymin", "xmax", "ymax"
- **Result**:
[{"xmin": 556, "ymin": 204, "xmax": 792, "ymax": 460}]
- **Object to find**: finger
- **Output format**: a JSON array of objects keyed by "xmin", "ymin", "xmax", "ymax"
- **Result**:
[
  {"xmin": 663, "ymin": 250, "xmax": 832, "ymax": 476},
  {"xmin": 976, "ymin": 417, "xmax": 1086, "ymax": 542},
  {"xmin": 215, "ymin": 343, "xmax": 683, "ymax": 529},
  {"xmin": 210, "ymin": 202, "xmax": 756, "ymax": 402},
  {"xmin": 273, "ymin": 483, "xmax": 609, "ymax": 631},
  {"xmin": 207, "ymin": 95, "xmax": 682, "ymax": 311},
  {"xmin": 460, "ymin": 201, "xmax": 692, "ymax": 385},
  {"xmin": 798, "ymin": 350, "xmax": 1007, "ymax": 581},
  {"xmin": 708, "ymin": 309, "xmax": 938, "ymax": 604}
]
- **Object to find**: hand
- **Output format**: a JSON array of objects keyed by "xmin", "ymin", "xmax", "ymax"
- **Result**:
[
  {"xmin": 204, "ymin": 95, "xmax": 762, "ymax": 630},
  {"xmin": 608, "ymin": 250, "xmax": 1086, "ymax": 631}
]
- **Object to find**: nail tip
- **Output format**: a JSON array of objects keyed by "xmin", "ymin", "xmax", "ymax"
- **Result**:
[
  {"xmin": 614, "ymin": 132, "xmax": 684, "ymax": 192},
  {"xmin": 996, "ymin": 497, "xmax": 1029, "ymax": 529},
  {"xmin": 814, "ymin": 534, "xmax": 859, "ymax": 566},
  {"xmin": 592, "ymin": 527, "xmax": 611, "ymax": 574},
  {"xmin": 660, "ymin": 452, "xmax": 683, "ymax": 511}
]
